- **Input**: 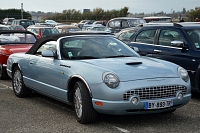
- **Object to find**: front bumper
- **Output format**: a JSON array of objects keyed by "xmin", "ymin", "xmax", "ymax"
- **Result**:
[
  {"xmin": 92, "ymin": 94, "xmax": 191, "ymax": 115},
  {"xmin": 90, "ymin": 77, "xmax": 191, "ymax": 115}
]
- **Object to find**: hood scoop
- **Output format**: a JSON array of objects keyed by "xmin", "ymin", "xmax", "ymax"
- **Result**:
[{"xmin": 126, "ymin": 62, "xmax": 142, "ymax": 65}]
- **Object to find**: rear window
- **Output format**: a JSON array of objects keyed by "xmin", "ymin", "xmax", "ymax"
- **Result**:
[{"xmin": 20, "ymin": 21, "xmax": 35, "ymax": 25}]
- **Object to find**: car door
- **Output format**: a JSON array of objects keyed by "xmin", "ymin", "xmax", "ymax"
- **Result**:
[
  {"xmin": 27, "ymin": 41, "xmax": 69, "ymax": 101},
  {"xmin": 152, "ymin": 28, "xmax": 196, "ymax": 70},
  {"xmin": 128, "ymin": 28, "xmax": 157, "ymax": 56}
]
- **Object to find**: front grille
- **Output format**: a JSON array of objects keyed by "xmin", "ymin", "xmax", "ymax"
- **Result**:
[{"xmin": 123, "ymin": 85, "xmax": 187, "ymax": 100}]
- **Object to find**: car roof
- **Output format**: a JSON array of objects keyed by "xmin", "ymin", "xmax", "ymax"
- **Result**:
[
  {"xmin": 109, "ymin": 17, "xmax": 143, "ymax": 21},
  {"xmin": 26, "ymin": 32, "xmax": 113, "ymax": 54},
  {"xmin": 143, "ymin": 16, "xmax": 171, "ymax": 19},
  {"xmin": 27, "ymin": 25, "xmax": 53, "ymax": 28},
  {"xmin": 119, "ymin": 26, "xmax": 142, "ymax": 32},
  {"xmin": 142, "ymin": 22, "xmax": 200, "ymax": 28}
]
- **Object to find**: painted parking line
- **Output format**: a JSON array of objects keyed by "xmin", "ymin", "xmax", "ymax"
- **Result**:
[
  {"xmin": 114, "ymin": 126, "xmax": 130, "ymax": 133},
  {"xmin": 0, "ymin": 84, "xmax": 12, "ymax": 90}
]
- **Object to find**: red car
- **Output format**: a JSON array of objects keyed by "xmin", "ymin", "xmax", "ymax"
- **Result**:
[{"xmin": 0, "ymin": 30, "xmax": 36, "ymax": 79}]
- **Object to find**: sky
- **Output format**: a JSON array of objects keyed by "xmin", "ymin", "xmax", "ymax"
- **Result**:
[{"xmin": 0, "ymin": 0, "xmax": 199, "ymax": 14}]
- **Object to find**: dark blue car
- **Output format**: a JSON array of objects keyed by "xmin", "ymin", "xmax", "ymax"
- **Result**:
[{"xmin": 125, "ymin": 22, "xmax": 200, "ymax": 91}]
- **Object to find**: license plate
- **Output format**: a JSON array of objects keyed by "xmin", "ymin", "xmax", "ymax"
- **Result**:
[{"xmin": 144, "ymin": 100, "xmax": 173, "ymax": 109}]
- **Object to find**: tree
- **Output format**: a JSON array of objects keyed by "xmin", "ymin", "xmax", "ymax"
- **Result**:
[
  {"xmin": 182, "ymin": 8, "xmax": 186, "ymax": 14},
  {"xmin": 0, "ymin": 9, "xmax": 32, "ymax": 20},
  {"xmin": 186, "ymin": 8, "xmax": 200, "ymax": 21}
]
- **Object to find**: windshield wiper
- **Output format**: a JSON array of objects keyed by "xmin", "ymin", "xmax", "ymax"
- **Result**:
[{"xmin": 105, "ymin": 55, "xmax": 132, "ymax": 58}]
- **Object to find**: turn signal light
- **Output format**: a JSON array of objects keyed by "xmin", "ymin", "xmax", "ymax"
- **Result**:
[{"xmin": 95, "ymin": 101, "xmax": 103, "ymax": 106}]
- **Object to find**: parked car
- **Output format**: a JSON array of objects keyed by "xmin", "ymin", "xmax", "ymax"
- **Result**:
[
  {"xmin": 11, "ymin": 19, "xmax": 35, "ymax": 29},
  {"xmin": 106, "ymin": 17, "xmax": 146, "ymax": 33},
  {"xmin": 0, "ymin": 24, "xmax": 12, "ymax": 30},
  {"xmin": 7, "ymin": 32, "xmax": 191, "ymax": 124},
  {"xmin": 0, "ymin": 30, "xmax": 36, "ymax": 79},
  {"xmin": 27, "ymin": 25, "xmax": 60, "ymax": 39},
  {"xmin": 3, "ymin": 18, "xmax": 15, "ymax": 25},
  {"xmin": 127, "ymin": 22, "xmax": 200, "ymax": 92},
  {"xmin": 45, "ymin": 20, "xmax": 59, "ymax": 26}
]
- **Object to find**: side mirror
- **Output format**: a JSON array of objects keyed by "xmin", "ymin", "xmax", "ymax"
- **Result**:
[
  {"xmin": 41, "ymin": 50, "xmax": 56, "ymax": 58},
  {"xmin": 171, "ymin": 41, "xmax": 186, "ymax": 48}
]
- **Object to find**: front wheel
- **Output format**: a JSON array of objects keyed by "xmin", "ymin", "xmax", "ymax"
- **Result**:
[
  {"xmin": 73, "ymin": 81, "xmax": 98, "ymax": 124},
  {"xmin": 12, "ymin": 66, "xmax": 32, "ymax": 98}
]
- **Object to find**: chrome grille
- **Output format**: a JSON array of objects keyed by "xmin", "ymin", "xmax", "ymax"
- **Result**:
[{"xmin": 123, "ymin": 85, "xmax": 187, "ymax": 100}]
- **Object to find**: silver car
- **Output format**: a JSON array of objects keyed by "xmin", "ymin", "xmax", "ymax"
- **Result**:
[{"xmin": 7, "ymin": 32, "xmax": 191, "ymax": 124}]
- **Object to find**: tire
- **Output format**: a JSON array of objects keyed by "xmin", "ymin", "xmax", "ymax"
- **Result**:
[
  {"xmin": 73, "ymin": 81, "xmax": 98, "ymax": 124},
  {"xmin": 12, "ymin": 66, "xmax": 32, "ymax": 98},
  {"xmin": 0, "ymin": 64, "xmax": 9, "ymax": 80}
]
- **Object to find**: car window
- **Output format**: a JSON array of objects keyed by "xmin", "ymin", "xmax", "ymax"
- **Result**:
[
  {"xmin": 42, "ymin": 28, "xmax": 59, "ymax": 37},
  {"xmin": 118, "ymin": 30, "xmax": 137, "ymax": 41},
  {"xmin": 158, "ymin": 30, "xmax": 184, "ymax": 47},
  {"xmin": 128, "ymin": 19, "xmax": 145, "ymax": 27},
  {"xmin": 60, "ymin": 36, "xmax": 139, "ymax": 60},
  {"xmin": 108, "ymin": 21, "xmax": 121, "ymax": 28},
  {"xmin": 186, "ymin": 29, "xmax": 200, "ymax": 49},
  {"xmin": 121, "ymin": 20, "xmax": 129, "ymax": 28},
  {"xmin": 0, "ymin": 33, "xmax": 36, "ymax": 44},
  {"xmin": 135, "ymin": 29, "xmax": 156, "ymax": 44},
  {"xmin": 31, "ymin": 28, "xmax": 39, "ymax": 34},
  {"xmin": 36, "ymin": 41, "xmax": 57, "ymax": 56}
]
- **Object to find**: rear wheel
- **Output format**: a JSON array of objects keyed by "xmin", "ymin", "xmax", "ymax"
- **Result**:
[
  {"xmin": 73, "ymin": 81, "xmax": 98, "ymax": 124},
  {"xmin": 0, "ymin": 64, "xmax": 9, "ymax": 79},
  {"xmin": 12, "ymin": 66, "xmax": 32, "ymax": 97}
]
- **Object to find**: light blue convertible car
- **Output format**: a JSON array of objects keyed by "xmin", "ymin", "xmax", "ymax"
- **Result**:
[{"xmin": 6, "ymin": 32, "xmax": 191, "ymax": 124}]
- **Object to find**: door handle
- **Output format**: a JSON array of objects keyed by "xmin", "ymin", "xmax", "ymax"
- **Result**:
[{"xmin": 154, "ymin": 49, "xmax": 162, "ymax": 53}]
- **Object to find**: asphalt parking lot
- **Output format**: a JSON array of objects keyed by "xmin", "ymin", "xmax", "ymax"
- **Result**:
[{"xmin": 1, "ymin": 80, "xmax": 200, "ymax": 133}]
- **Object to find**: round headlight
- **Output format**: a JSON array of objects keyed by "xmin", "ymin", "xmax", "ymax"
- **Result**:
[
  {"xmin": 103, "ymin": 72, "xmax": 120, "ymax": 88},
  {"xmin": 178, "ymin": 67, "xmax": 189, "ymax": 82}
]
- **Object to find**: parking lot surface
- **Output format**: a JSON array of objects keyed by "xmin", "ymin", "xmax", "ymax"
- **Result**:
[{"xmin": 0, "ymin": 80, "xmax": 200, "ymax": 133}]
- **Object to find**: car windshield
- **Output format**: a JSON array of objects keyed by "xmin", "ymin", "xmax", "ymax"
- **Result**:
[
  {"xmin": 185, "ymin": 29, "xmax": 200, "ymax": 49},
  {"xmin": 60, "ymin": 36, "xmax": 139, "ymax": 60},
  {"xmin": 0, "ymin": 33, "xmax": 36, "ymax": 44}
]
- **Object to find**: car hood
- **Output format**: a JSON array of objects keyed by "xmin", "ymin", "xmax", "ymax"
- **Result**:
[
  {"xmin": 78, "ymin": 57, "xmax": 178, "ymax": 81},
  {"xmin": 1, "ymin": 44, "xmax": 33, "ymax": 53}
]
